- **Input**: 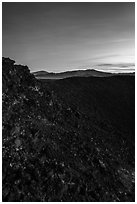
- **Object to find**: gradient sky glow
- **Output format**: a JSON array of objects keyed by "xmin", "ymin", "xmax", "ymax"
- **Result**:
[{"xmin": 2, "ymin": 2, "xmax": 135, "ymax": 72}]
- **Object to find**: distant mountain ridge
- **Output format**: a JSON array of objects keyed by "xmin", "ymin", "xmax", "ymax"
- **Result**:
[
  {"xmin": 33, "ymin": 69, "xmax": 135, "ymax": 79},
  {"xmin": 33, "ymin": 70, "xmax": 49, "ymax": 76}
]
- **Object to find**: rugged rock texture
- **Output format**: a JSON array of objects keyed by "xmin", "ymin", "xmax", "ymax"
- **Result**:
[{"xmin": 2, "ymin": 57, "xmax": 135, "ymax": 202}]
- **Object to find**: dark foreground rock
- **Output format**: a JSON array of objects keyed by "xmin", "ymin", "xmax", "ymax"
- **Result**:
[{"xmin": 2, "ymin": 57, "xmax": 135, "ymax": 201}]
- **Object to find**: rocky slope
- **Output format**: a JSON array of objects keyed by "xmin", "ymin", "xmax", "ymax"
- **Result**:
[{"xmin": 2, "ymin": 57, "xmax": 135, "ymax": 201}]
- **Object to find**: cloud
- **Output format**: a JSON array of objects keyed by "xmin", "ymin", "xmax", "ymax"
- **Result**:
[
  {"xmin": 94, "ymin": 63, "xmax": 135, "ymax": 73},
  {"xmin": 76, "ymin": 62, "xmax": 135, "ymax": 73},
  {"xmin": 97, "ymin": 63, "xmax": 135, "ymax": 68},
  {"xmin": 72, "ymin": 54, "xmax": 120, "ymax": 64}
]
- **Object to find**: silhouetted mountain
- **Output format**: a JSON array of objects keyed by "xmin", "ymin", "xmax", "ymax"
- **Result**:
[
  {"xmin": 2, "ymin": 57, "xmax": 135, "ymax": 202},
  {"xmin": 33, "ymin": 70, "xmax": 49, "ymax": 76},
  {"xmin": 33, "ymin": 69, "xmax": 113, "ymax": 79},
  {"xmin": 116, "ymin": 72, "xmax": 135, "ymax": 76},
  {"xmin": 33, "ymin": 69, "xmax": 135, "ymax": 79}
]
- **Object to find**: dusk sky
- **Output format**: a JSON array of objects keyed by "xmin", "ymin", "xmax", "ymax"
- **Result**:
[{"xmin": 3, "ymin": 2, "xmax": 135, "ymax": 73}]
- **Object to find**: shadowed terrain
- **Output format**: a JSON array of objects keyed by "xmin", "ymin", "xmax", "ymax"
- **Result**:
[
  {"xmin": 2, "ymin": 57, "xmax": 135, "ymax": 202},
  {"xmin": 42, "ymin": 75, "xmax": 135, "ymax": 140}
]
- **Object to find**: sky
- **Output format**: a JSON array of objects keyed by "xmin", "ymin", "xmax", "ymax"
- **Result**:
[{"xmin": 2, "ymin": 2, "xmax": 135, "ymax": 73}]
